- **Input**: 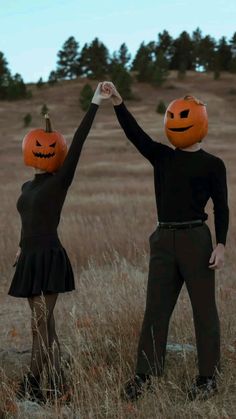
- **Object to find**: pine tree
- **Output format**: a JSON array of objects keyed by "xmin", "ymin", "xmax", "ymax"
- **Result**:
[
  {"xmin": 36, "ymin": 77, "xmax": 44, "ymax": 88},
  {"xmin": 213, "ymin": 51, "xmax": 221, "ymax": 80},
  {"xmin": 115, "ymin": 43, "xmax": 131, "ymax": 67},
  {"xmin": 79, "ymin": 38, "xmax": 109, "ymax": 79},
  {"xmin": 57, "ymin": 36, "xmax": 80, "ymax": 79},
  {"xmin": 171, "ymin": 31, "xmax": 194, "ymax": 71},
  {"xmin": 131, "ymin": 42, "xmax": 154, "ymax": 82},
  {"xmin": 0, "ymin": 51, "xmax": 11, "ymax": 99},
  {"xmin": 157, "ymin": 30, "xmax": 174, "ymax": 62},
  {"xmin": 178, "ymin": 62, "xmax": 187, "ymax": 80},
  {"xmin": 217, "ymin": 36, "xmax": 232, "ymax": 71},
  {"xmin": 198, "ymin": 35, "xmax": 216, "ymax": 71},
  {"xmin": 151, "ymin": 50, "xmax": 169, "ymax": 86},
  {"xmin": 229, "ymin": 32, "xmax": 236, "ymax": 73},
  {"xmin": 48, "ymin": 71, "xmax": 58, "ymax": 86},
  {"xmin": 111, "ymin": 63, "xmax": 133, "ymax": 99},
  {"xmin": 7, "ymin": 74, "xmax": 28, "ymax": 100},
  {"xmin": 0, "ymin": 51, "xmax": 30, "ymax": 100},
  {"xmin": 79, "ymin": 84, "xmax": 94, "ymax": 111},
  {"xmin": 192, "ymin": 27, "xmax": 203, "ymax": 70},
  {"xmin": 109, "ymin": 43, "xmax": 133, "ymax": 98}
]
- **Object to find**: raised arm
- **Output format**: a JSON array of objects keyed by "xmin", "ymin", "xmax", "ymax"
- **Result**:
[
  {"xmin": 55, "ymin": 83, "xmax": 111, "ymax": 187},
  {"xmin": 55, "ymin": 103, "xmax": 98, "ymax": 187},
  {"xmin": 114, "ymin": 101, "xmax": 162, "ymax": 164},
  {"xmin": 102, "ymin": 81, "xmax": 167, "ymax": 165}
]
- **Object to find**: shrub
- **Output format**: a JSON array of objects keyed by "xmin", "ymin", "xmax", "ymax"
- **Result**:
[
  {"xmin": 36, "ymin": 77, "xmax": 44, "ymax": 88},
  {"xmin": 48, "ymin": 71, "xmax": 58, "ymax": 86},
  {"xmin": 23, "ymin": 113, "xmax": 32, "ymax": 127},
  {"xmin": 80, "ymin": 84, "xmax": 94, "ymax": 111},
  {"xmin": 156, "ymin": 100, "xmax": 166, "ymax": 114},
  {"xmin": 41, "ymin": 104, "xmax": 49, "ymax": 116}
]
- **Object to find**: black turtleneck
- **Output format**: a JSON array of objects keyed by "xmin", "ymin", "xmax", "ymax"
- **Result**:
[
  {"xmin": 18, "ymin": 103, "xmax": 98, "ymax": 246},
  {"xmin": 114, "ymin": 102, "xmax": 229, "ymax": 245}
]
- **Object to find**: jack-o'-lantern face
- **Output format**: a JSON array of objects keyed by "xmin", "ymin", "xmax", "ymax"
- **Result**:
[
  {"xmin": 22, "ymin": 114, "xmax": 67, "ymax": 172},
  {"xmin": 164, "ymin": 95, "xmax": 208, "ymax": 148}
]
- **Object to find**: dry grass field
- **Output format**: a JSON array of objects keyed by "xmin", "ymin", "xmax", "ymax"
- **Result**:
[{"xmin": 0, "ymin": 72, "xmax": 235, "ymax": 418}]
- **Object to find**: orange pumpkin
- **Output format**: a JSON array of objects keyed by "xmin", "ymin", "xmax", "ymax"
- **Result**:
[
  {"xmin": 164, "ymin": 95, "xmax": 208, "ymax": 148},
  {"xmin": 22, "ymin": 114, "xmax": 67, "ymax": 172}
]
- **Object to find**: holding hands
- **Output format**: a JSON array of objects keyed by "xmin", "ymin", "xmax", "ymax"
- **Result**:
[
  {"xmin": 101, "ymin": 82, "xmax": 122, "ymax": 106},
  {"xmin": 92, "ymin": 81, "xmax": 122, "ymax": 106},
  {"xmin": 91, "ymin": 82, "xmax": 113, "ymax": 105}
]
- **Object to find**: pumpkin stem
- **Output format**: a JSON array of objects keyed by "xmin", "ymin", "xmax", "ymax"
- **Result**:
[{"xmin": 44, "ymin": 113, "xmax": 53, "ymax": 133}]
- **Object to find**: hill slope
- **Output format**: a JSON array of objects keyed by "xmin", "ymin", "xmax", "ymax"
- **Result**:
[{"xmin": 0, "ymin": 72, "xmax": 235, "ymax": 417}]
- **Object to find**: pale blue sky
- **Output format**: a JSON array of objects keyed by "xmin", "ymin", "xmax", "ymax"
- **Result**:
[{"xmin": 0, "ymin": 0, "xmax": 235, "ymax": 82}]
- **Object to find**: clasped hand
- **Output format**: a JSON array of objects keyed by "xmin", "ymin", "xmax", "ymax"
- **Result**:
[{"xmin": 92, "ymin": 81, "xmax": 122, "ymax": 106}]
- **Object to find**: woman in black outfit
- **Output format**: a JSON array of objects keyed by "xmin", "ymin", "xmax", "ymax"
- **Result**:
[{"xmin": 9, "ymin": 83, "xmax": 109, "ymax": 403}]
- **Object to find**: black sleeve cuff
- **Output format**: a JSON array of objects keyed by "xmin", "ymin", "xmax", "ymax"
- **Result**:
[
  {"xmin": 113, "ymin": 101, "xmax": 125, "ymax": 109},
  {"xmin": 90, "ymin": 102, "xmax": 99, "ymax": 109}
]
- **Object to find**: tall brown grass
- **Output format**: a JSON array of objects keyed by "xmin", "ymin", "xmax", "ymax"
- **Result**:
[{"xmin": 0, "ymin": 73, "xmax": 235, "ymax": 418}]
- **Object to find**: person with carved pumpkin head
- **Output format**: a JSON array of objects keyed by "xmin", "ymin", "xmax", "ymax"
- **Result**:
[
  {"xmin": 100, "ymin": 82, "xmax": 229, "ymax": 402},
  {"xmin": 8, "ymin": 83, "xmax": 111, "ymax": 403}
]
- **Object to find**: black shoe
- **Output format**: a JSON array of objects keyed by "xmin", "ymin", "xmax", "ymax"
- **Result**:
[
  {"xmin": 187, "ymin": 375, "xmax": 218, "ymax": 401},
  {"xmin": 121, "ymin": 374, "xmax": 151, "ymax": 402},
  {"xmin": 16, "ymin": 373, "xmax": 46, "ymax": 404}
]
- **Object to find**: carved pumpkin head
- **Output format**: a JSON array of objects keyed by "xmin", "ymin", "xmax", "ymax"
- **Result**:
[
  {"xmin": 164, "ymin": 95, "xmax": 208, "ymax": 148},
  {"xmin": 22, "ymin": 114, "xmax": 67, "ymax": 172}
]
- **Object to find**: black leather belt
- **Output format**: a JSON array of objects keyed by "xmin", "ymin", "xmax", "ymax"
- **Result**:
[{"xmin": 158, "ymin": 220, "xmax": 204, "ymax": 229}]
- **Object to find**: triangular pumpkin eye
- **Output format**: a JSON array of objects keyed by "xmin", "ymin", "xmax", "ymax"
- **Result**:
[
  {"xmin": 180, "ymin": 109, "xmax": 189, "ymax": 118},
  {"xmin": 167, "ymin": 111, "xmax": 174, "ymax": 119},
  {"xmin": 36, "ymin": 140, "xmax": 42, "ymax": 146},
  {"xmin": 49, "ymin": 142, "xmax": 56, "ymax": 148}
]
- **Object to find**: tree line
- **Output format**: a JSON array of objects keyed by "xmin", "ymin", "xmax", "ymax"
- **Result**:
[
  {"xmin": 51, "ymin": 28, "xmax": 236, "ymax": 84},
  {"xmin": 0, "ymin": 28, "xmax": 236, "ymax": 101},
  {"xmin": 0, "ymin": 52, "xmax": 30, "ymax": 100}
]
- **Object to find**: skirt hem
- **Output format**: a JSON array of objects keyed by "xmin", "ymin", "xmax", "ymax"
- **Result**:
[
  {"xmin": 8, "ymin": 287, "xmax": 75, "ymax": 298},
  {"xmin": 9, "ymin": 242, "xmax": 75, "ymax": 298}
]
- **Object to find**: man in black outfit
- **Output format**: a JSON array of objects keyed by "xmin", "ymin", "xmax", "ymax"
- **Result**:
[{"xmin": 101, "ymin": 82, "xmax": 229, "ymax": 401}]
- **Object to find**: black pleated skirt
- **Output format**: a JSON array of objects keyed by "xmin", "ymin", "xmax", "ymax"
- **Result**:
[{"xmin": 8, "ymin": 234, "xmax": 75, "ymax": 298}]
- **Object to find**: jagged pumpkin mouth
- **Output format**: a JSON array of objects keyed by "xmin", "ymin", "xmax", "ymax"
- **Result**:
[
  {"xmin": 33, "ymin": 151, "xmax": 55, "ymax": 158},
  {"xmin": 168, "ymin": 125, "xmax": 194, "ymax": 132}
]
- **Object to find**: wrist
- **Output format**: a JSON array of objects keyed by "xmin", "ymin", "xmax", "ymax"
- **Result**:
[
  {"xmin": 91, "ymin": 96, "xmax": 101, "ymax": 106},
  {"xmin": 217, "ymin": 243, "xmax": 225, "ymax": 250},
  {"xmin": 112, "ymin": 97, "xmax": 122, "ymax": 106}
]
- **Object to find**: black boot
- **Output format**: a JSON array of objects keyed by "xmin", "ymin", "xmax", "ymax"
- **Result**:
[
  {"xmin": 16, "ymin": 373, "xmax": 45, "ymax": 404},
  {"xmin": 187, "ymin": 375, "xmax": 218, "ymax": 401},
  {"xmin": 121, "ymin": 374, "xmax": 151, "ymax": 402}
]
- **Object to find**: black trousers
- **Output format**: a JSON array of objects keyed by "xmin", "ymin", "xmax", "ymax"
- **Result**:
[{"xmin": 136, "ymin": 223, "xmax": 220, "ymax": 377}]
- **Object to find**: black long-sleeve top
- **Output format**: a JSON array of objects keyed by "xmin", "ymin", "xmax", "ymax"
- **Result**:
[
  {"xmin": 18, "ymin": 103, "xmax": 98, "ymax": 245},
  {"xmin": 114, "ymin": 102, "xmax": 229, "ymax": 245}
]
